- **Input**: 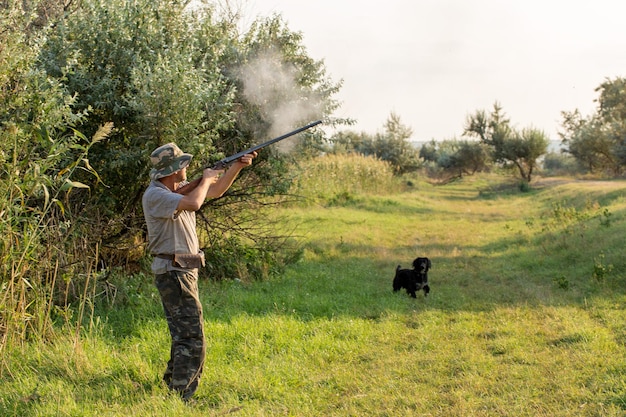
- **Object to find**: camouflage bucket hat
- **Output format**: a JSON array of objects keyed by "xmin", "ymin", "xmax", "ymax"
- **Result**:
[{"xmin": 149, "ymin": 143, "xmax": 193, "ymax": 180}]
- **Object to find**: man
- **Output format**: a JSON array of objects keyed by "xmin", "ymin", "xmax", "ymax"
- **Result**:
[{"xmin": 142, "ymin": 142, "xmax": 256, "ymax": 400}]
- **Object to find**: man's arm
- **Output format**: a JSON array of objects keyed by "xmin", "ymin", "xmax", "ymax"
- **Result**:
[
  {"xmin": 176, "ymin": 170, "xmax": 221, "ymax": 212},
  {"xmin": 176, "ymin": 152, "xmax": 256, "ymax": 211},
  {"xmin": 206, "ymin": 152, "xmax": 257, "ymax": 199}
]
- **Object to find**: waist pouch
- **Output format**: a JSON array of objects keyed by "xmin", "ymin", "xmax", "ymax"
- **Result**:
[{"xmin": 172, "ymin": 251, "xmax": 205, "ymax": 269}]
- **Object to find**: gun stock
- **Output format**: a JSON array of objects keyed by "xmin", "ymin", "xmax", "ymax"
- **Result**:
[{"xmin": 175, "ymin": 120, "xmax": 322, "ymax": 195}]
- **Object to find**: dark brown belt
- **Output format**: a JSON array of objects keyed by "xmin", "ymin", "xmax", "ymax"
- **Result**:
[{"xmin": 154, "ymin": 254, "xmax": 175, "ymax": 260}]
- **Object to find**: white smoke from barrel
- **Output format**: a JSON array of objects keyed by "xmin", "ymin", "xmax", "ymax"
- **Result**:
[{"xmin": 236, "ymin": 48, "xmax": 322, "ymax": 152}]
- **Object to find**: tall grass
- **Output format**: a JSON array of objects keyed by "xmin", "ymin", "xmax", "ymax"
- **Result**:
[
  {"xmin": 2, "ymin": 168, "xmax": 626, "ymax": 416},
  {"xmin": 0, "ymin": 124, "xmax": 112, "ymax": 355},
  {"xmin": 290, "ymin": 153, "xmax": 403, "ymax": 204}
]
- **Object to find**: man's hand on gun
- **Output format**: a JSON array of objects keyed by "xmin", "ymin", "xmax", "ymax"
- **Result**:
[
  {"xmin": 233, "ymin": 151, "xmax": 257, "ymax": 168},
  {"xmin": 202, "ymin": 168, "xmax": 223, "ymax": 185},
  {"xmin": 202, "ymin": 152, "xmax": 256, "ymax": 183}
]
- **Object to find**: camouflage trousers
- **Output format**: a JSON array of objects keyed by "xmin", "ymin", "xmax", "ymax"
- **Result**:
[{"xmin": 155, "ymin": 270, "xmax": 206, "ymax": 400}]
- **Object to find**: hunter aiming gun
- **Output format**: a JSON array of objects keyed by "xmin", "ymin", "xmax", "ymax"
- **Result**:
[{"xmin": 175, "ymin": 119, "xmax": 322, "ymax": 195}]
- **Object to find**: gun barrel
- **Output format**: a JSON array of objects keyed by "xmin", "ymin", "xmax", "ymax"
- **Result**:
[{"xmin": 213, "ymin": 120, "xmax": 323, "ymax": 168}]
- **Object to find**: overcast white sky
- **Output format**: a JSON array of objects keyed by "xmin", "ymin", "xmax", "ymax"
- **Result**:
[{"xmin": 242, "ymin": 0, "xmax": 626, "ymax": 142}]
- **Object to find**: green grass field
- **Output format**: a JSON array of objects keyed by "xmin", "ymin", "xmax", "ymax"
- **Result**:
[{"xmin": 3, "ymin": 175, "xmax": 626, "ymax": 416}]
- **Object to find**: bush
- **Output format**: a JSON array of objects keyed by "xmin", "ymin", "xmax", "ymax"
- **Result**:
[
  {"xmin": 542, "ymin": 152, "xmax": 582, "ymax": 176},
  {"xmin": 201, "ymin": 235, "xmax": 302, "ymax": 282}
]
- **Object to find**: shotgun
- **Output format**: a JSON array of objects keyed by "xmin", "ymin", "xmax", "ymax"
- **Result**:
[{"xmin": 175, "ymin": 120, "xmax": 322, "ymax": 195}]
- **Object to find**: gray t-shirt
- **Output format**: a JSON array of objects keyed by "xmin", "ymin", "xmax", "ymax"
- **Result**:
[{"xmin": 142, "ymin": 180, "xmax": 199, "ymax": 275}]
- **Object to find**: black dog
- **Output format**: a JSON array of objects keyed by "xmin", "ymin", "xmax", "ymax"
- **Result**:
[{"xmin": 393, "ymin": 257, "xmax": 431, "ymax": 298}]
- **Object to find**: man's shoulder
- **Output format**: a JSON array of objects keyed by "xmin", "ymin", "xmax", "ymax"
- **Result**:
[
  {"xmin": 143, "ymin": 181, "xmax": 181, "ymax": 208},
  {"xmin": 144, "ymin": 180, "xmax": 169, "ymax": 196}
]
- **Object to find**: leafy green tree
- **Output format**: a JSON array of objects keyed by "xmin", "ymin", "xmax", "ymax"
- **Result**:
[
  {"xmin": 463, "ymin": 102, "xmax": 513, "ymax": 163},
  {"xmin": 418, "ymin": 140, "xmax": 439, "ymax": 164},
  {"xmin": 376, "ymin": 112, "xmax": 420, "ymax": 175},
  {"xmin": 453, "ymin": 140, "xmax": 492, "ymax": 175},
  {"xmin": 419, "ymin": 139, "xmax": 490, "ymax": 181},
  {"xmin": 330, "ymin": 113, "xmax": 420, "ymax": 175},
  {"xmin": 503, "ymin": 127, "xmax": 550, "ymax": 182},
  {"xmin": 330, "ymin": 130, "xmax": 370, "ymax": 155},
  {"xmin": 596, "ymin": 77, "xmax": 626, "ymax": 122},
  {"xmin": 464, "ymin": 102, "xmax": 548, "ymax": 182},
  {"xmin": 559, "ymin": 77, "xmax": 626, "ymax": 175},
  {"xmin": 559, "ymin": 111, "xmax": 618, "ymax": 174},
  {"xmin": 591, "ymin": 77, "xmax": 626, "ymax": 171},
  {"xmin": 542, "ymin": 151, "xmax": 580, "ymax": 176}
]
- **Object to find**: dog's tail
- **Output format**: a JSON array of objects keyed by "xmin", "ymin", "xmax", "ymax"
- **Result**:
[{"xmin": 393, "ymin": 265, "xmax": 402, "ymax": 292}]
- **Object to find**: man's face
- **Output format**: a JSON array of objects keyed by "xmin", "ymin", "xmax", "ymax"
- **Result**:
[{"xmin": 175, "ymin": 167, "xmax": 187, "ymax": 182}]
